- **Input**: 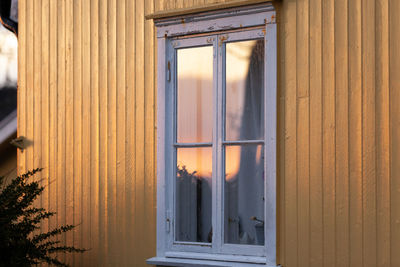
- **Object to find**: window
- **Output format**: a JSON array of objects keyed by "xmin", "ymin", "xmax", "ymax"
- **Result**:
[{"xmin": 148, "ymin": 3, "xmax": 277, "ymax": 266}]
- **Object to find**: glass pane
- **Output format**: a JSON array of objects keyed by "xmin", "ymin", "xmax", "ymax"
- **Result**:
[
  {"xmin": 225, "ymin": 40, "xmax": 264, "ymax": 141},
  {"xmin": 177, "ymin": 46, "xmax": 213, "ymax": 143},
  {"xmin": 224, "ymin": 144, "xmax": 264, "ymax": 245},
  {"xmin": 176, "ymin": 147, "xmax": 212, "ymax": 242}
]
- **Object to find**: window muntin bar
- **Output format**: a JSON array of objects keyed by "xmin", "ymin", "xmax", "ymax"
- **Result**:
[{"xmin": 174, "ymin": 142, "xmax": 213, "ymax": 147}]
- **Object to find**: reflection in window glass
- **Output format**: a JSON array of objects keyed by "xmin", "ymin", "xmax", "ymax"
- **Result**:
[
  {"xmin": 225, "ymin": 40, "xmax": 264, "ymax": 141},
  {"xmin": 224, "ymin": 145, "xmax": 264, "ymax": 245},
  {"xmin": 176, "ymin": 147, "xmax": 212, "ymax": 243},
  {"xmin": 177, "ymin": 46, "xmax": 213, "ymax": 143}
]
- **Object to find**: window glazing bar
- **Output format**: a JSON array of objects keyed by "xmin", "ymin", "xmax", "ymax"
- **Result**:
[
  {"xmin": 173, "ymin": 142, "xmax": 213, "ymax": 147},
  {"xmin": 222, "ymin": 140, "xmax": 264, "ymax": 145}
]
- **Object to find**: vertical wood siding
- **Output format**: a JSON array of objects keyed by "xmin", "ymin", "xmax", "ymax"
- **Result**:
[
  {"xmin": 17, "ymin": 0, "xmax": 399, "ymax": 266},
  {"xmin": 18, "ymin": 0, "xmax": 157, "ymax": 265}
]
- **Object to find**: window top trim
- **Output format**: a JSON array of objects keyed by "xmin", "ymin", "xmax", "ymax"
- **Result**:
[
  {"xmin": 146, "ymin": 0, "xmax": 276, "ymax": 20},
  {"xmin": 153, "ymin": 3, "xmax": 276, "ymax": 38}
]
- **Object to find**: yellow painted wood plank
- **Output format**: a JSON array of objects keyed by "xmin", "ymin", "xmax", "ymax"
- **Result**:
[
  {"xmin": 348, "ymin": 0, "xmax": 363, "ymax": 265},
  {"xmin": 361, "ymin": 0, "xmax": 377, "ymax": 266},
  {"xmin": 375, "ymin": 0, "xmax": 390, "ymax": 266},
  {"xmin": 33, "ymin": 0, "xmax": 43, "ymax": 166},
  {"xmin": 389, "ymin": 0, "xmax": 400, "ymax": 265},
  {"xmin": 17, "ymin": 0, "xmax": 26, "ymax": 175},
  {"xmin": 98, "ymin": 0, "xmax": 109, "ymax": 263},
  {"xmin": 144, "ymin": 0, "xmax": 156, "ymax": 260},
  {"xmin": 125, "ymin": 0, "xmax": 136, "ymax": 263},
  {"xmin": 89, "ymin": 0, "xmax": 100, "ymax": 264},
  {"xmin": 184, "ymin": 0, "xmax": 194, "ymax": 8},
  {"xmin": 296, "ymin": 0, "xmax": 310, "ymax": 266},
  {"xmin": 334, "ymin": 0, "xmax": 349, "ymax": 266},
  {"xmin": 56, "ymin": 0, "xmax": 67, "ymax": 262},
  {"xmin": 309, "ymin": 0, "xmax": 323, "ymax": 265},
  {"xmin": 26, "ymin": 0, "xmax": 34, "ymax": 173},
  {"xmin": 72, "ymin": 1, "xmax": 83, "ymax": 263},
  {"xmin": 135, "ymin": 0, "xmax": 146, "ymax": 265},
  {"xmin": 282, "ymin": 0, "xmax": 297, "ymax": 266},
  {"xmin": 322, "ymin": 0, "xmax": 335, "ymax": 266},
  {"xmin": 175, "ymin": 0, "xmax": 184, "ymax": 9},
  {"xmin": 165, "ymin": 0, "xmax": 175, "ymax": 10},
  {"xmin": 193, "ymin": 0, "xmax": 206, "ymax": 7},
  {"xmin": 64, "ymin": 1, "xmax": 74, "ymax": 264},
  {"xmin": 81, "ymin": 0, "xmax": 92, "ymax": 264},
  {"xmin": 106, "ymin": 0, "xmax": 118, "ymax": 264},
  {"xmin": 41, "ymin": 0, "xmax": 50, "ymax": 235},
  {"xmin": 34, "ymin": 0, "xmax": 43, "ymax": 172},
  {"xmin": 48, "ymin": 0, "xmax": 58, "ymax": 234},
  {"xmin": 154, "ymin": 0, "xmax": 165, "ymax": 12},
  {"xmin": 116, "ymin": 0, "xmax": 127, "ymax": 264},
  {"xmin": 276, "ymin": 2, "xmax": 284, "ymax": 264},
  {"xmin": 33, "ymin": 0, "xmax": 42, "ymax": 231}
]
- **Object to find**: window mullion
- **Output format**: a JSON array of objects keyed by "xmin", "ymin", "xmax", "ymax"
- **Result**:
[
  {"xmin": 211, "ymin": 35, "xmax": 219, "ymax": 254},
  {"xmin": 213, "ymin": 33, "xmax": 225, "ymax": 254}
]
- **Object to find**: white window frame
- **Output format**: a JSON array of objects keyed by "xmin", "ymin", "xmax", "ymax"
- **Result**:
[{"xmin": 148, "ymin": 3, "xmax": 277, "ymax": 267}]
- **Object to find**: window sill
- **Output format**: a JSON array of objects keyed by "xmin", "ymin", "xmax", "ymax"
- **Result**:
[{"xmin": 147, "ymin": 257, "xmax": 277, "ymax": 267}]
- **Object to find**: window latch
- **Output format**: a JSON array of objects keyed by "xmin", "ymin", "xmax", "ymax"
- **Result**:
[
  {"xmin": 167, "ymin": 61, "xmax": 171, "ymax": 82},
  {"xmin": 166, "ymin": 210, "xmax": 171, "ymax": 233},
  {"xmin": 166, "ymin": 218, "xmax": 170, "ymax": 233}
]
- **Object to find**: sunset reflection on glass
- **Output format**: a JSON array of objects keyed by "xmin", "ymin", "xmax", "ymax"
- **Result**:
[
  {"xmin": 225, "ymin": 40, "xmax": 264, "ymax": 141},
  {"xmin": 177, "ymin": 46, "xmax": 213, "ymax": 143},
  {"xmin": 224, "ymin": 144, "xmax": 264, "ymax": 245},
  {"xmin": 174, "ymin": 39, "xmax": 266, "ymax": 246},
  {"xmin": 175, "ymin": 147, "xmax": 212, "ymax": 243}
]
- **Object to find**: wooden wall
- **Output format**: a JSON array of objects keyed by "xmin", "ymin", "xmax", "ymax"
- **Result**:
[
  {"xmin": 277, "ymin": 0, "xmax": 398, "ymax": 266},
  {"xmin": 17, "ymin": 0, "xmax": 399, "ymax": 266},
  {"xmin": 18, "ymin": 0, "xmax": 156, "ymax": 265}
]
